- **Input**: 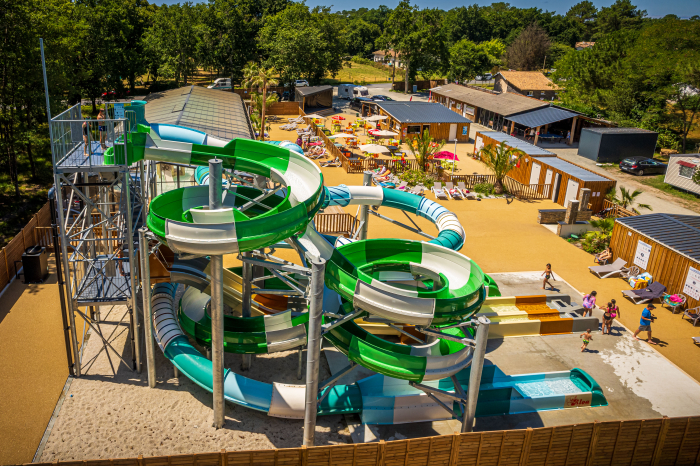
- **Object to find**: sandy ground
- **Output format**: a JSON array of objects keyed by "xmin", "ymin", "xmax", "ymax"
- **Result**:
[{"xmin": 38, "ymin": 296, "xmax": 351, "ymax": 462}]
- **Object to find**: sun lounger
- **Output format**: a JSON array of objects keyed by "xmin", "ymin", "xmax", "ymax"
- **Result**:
[
  {"xmin": 432, "ymin": 182, "xmax": 449, "ymax": 200},
  {"xmin": 682, "ymin": 307, "xmax": 700, "ymax": 326},
  {"xmin": 445, "ymin": 182, "xmax": 464, "ymax": 199},
  {"xmin": 456, "ymin": 182, "xmax": 476, "ymax": 199},
  {"xmin": 693, "ymin": 336, "xmax": 700, "ymax": 346},
  {"xmin": 588, "ymin": 258, "xmax": 628, "ymax": 279},
  {"xmin": 288, "ymin": 116, "xmax": 304, "ymax": 123},
  {"xmin": 307, "ymin": 149, "xmax": 327, "ymax": 159},
  {"xmin": 621, "ymin": 281, "xmax": 667, "ymax": 304},
  {"xmin": 396, "ymin": 181, "xmax": 409, "ymax": 190},
  {"xmin": 409, "ymin": 184, "xmax": 425, "ymax": 196},
  {"xmin": 296, "ymin": 125, "xmax": 311, "ymax": 134},
  {"xmin": 320, "ymin": 157, "xmax": 341, "ymax": 167},
  {"xmin": 280, "ymin": 123, "xmax": 297, "ymax": 131}
]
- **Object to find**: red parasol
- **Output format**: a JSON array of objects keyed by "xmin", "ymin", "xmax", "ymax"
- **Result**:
[{"xmin": 433, "ymin": 151, "xmax": 460, "ymax": 161}]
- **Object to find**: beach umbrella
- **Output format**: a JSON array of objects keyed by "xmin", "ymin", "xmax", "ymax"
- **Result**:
[
  {"xmin": 433, "ymin": 151, "xmax": 459, "ymax": 161},
  {"xmin": 365, "ymin": 115, "xmax": 388, "ymax": 121},
  {"xmin": 372, "ymin": 130, "xmax": 398, "ymax": 137},
  {"xmin": 331, "ymin": 115, "xmax": 346, "ymax": 120},
  {"xmin": 359, "ymin": 144, "xmax": 391, "ymax": 153},
  {"xmin": 327, "ymin": 133, "xmax": 356, "ymax": 139},
  {"xmin": 304, "ymin": 113, "xmax": 325, "ymax": 119}
]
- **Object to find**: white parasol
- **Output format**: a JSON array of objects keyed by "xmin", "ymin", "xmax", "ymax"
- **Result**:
[
  {"xmin": 326, "ymin": 133, "xmax": 356, "ymax": 139},
  {"xmin": 372, "ymin": 130, "xmax": 398, "ymax": 137},
  {"xmin": 359, "ymin": 144, "xmax": 391, "ymax": 153},
  {"xmin": 303, "ymin": 114, "xmax": 325, "ymax": 119},
  {"xmin": 365, "ymin": 115, "xmax": 388, "ymax": 121}
]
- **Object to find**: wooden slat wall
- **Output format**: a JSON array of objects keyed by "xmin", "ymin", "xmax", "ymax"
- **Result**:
[
  {"xmin": 29, "ymin": 416, "xmax": 700, "ymax": 466},
  {"xmin": 379, "ymin": 109, "xmax": 470, "ymax": 143},
  {"xmin": 610, "ymin": 221, "xmax": 700, "ymax": 309},
  {"xmin": 267, "ymin": 102, "xmax": 303, "ymax": 115}
]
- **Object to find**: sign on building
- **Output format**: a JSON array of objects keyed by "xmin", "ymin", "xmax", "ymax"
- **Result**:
[
  {"xmin": 684, "ymin": 266, "xmax": 700, "ymax": 301},
  {"xmin": 633, "ymin": 240, "xmax": 651, "ymax": 269}
]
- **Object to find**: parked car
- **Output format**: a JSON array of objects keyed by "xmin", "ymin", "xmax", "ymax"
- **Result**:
[
  {"xmin": 619, "ymin": 156, "xmax": 667, "ymax": 176},
  {"xmin": 372, "ymin": 95, "xmax": 393, "ymax": 101},
  {"xmin": 483, "ymin": 73, "xmax": 493, "ymax": 80},
  {"xmin": 295, "ymin": 79, "xmax": 309, "ymax": 87},
  {"xmin": 349, "ymin": 97, "xmax": 374, "ymax": 111},
  {"xmin": 207, "ymin": 78, "xmax": 231, "ymax": 90}
]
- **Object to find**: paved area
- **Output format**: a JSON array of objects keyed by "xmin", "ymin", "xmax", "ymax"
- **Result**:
[{"xmin": 325, "ymin": 273, "xmax": 700, "ymax": 442}]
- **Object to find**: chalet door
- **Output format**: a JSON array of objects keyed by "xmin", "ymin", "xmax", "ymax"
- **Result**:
[
  {"xmin": 564, "ymin": 179, "xmax": 580, "ymax": 207},
  {"xmin": 544, "ymin": 169, "xmax": 553, "ymax": 197},
  {"xmin": 530, "ymin": 162, "xmax": 542, "ymax": 185},
  {"xmin": 449, "ymin": 124, "xmax": 457, "ymax": 141},
  {"xmin": 552, "ymin": 173, "xmax": 562, "ymax": 202}
]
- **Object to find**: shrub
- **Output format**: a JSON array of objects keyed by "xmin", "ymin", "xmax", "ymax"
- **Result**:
[
  {"xmin": 473, "ymin": 183, "xmax": 495, "ymax": 195},
  {"xmin": 351, "ymin": 56, "xmax": 374, "ymax": 66},
  {"xmin": 581, "ymin": 231, "xmax": 611, "ymax": 254},
  {"xmin": 399, "ymin": 170, "xmax": 438, "ymax": 187}
]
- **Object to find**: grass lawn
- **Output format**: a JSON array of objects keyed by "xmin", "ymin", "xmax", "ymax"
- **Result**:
[
  {"xmin": 322, "ymin": 63, "xmax": 403, "ymax": 85},
  {"xmin": 639, "ymin": 174, "xmax": 700, "ymax": 203}
]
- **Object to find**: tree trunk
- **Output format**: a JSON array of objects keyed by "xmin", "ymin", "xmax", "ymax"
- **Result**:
[
  {"xmin": 494, "ymin": 178, "xmax": 504, "ymax": 194},
  {"xmin": 404, "ymin": 57, "xmax": 410, "ymax": 95},
  {"xmin": 92, "ymin": 97, "xmax": 97, "ymax": 115},
  {"xmin": 260, "ymin": 78, "xmax": 267, "ymax": 141}
]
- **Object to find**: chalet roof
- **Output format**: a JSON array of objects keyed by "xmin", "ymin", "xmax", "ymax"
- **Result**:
[
  {"xmin": 616, "ymin": 214, "xmax": 700, "ymax": 263},
  {"xmin": 496, "ymin": 71, "xmax": 560, "ymax": 91},
  {"xmin": 431, "ymin": 83, "xmax": 547, "ymax": 116}
]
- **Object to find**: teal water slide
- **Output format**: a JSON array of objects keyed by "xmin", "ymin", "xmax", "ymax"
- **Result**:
[{"xmin": 114, "ymin": 101, "xmax": 605, "ymax": 422}]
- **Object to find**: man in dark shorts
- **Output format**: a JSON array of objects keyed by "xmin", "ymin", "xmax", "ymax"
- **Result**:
[{"xmin": 633, "ymin": 304, "xmax": 656, "ymax": 344}]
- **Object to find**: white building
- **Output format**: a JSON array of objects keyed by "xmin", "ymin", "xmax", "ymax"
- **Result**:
[
  {"xmin": 372, "ymin": 50, "xmax": 403, "ymax": 68},
  {"xmin": 664, "ymin": 153, "xmax": 700, "ymax": 195}
]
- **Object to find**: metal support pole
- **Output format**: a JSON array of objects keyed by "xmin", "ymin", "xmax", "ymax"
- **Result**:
[
  {"xmin": 302, "ymin": 257, "xmax": 326, "ymax": 447},
  {"xmin": 139, "ymin": 228, "xmax": 156, "ymax": 388},
  {"xmin": 124, "ymin": 171, "xmax": 141, "ymax": 373},
  {"xmin": 241, "ymin": 251, "xmax": 253, "ymax": 371},
  {"xmin": 49, "ymin": 188, "xmax": 74, "ymax": 376},
  {"xmin": 463, "ymin": 316, "xmax": 490, "ymax": 433},
  {"xmin": 358, "ymin": 171, "xmax": 372, "ymax": 241},
  {"xmin": 209, "ymin": 158, "xmax": 225, "ymax": 429},
  {"xmin": 139, "ymin": 160, "xmax": 147, "ymax": 223},
  {"xmin": 297, "ymin": 345, "xmax": 304, "ymax": 380}
]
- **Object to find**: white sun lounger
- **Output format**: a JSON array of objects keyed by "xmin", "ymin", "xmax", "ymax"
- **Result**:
[
  {"xmin": 589, "ymin": 258, "xmax": 628, "ymax": 279},
  {"xmin": 432, "ymin": 182, "xmax": 449, "ymax": 200}
]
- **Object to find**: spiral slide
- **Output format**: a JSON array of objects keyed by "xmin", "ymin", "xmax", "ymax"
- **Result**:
[{"xmin": 111, "ymin": 103, "xmax": 605, "ymax": 423}]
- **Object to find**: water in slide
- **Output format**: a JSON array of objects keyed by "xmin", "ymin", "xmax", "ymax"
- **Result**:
[{"xmin": 111, "ymin": 102, "xmax": 605, "ymax": 422}]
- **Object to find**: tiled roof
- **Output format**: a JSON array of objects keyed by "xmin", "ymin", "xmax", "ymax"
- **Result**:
[
  {"xmin": 376, "ymin": 102, "xmax": 472, "ymax": 124},
  {"xmin": 431, "ymin": 83, "xmax": 548, "ymax": 116},
  {"xmin": 497, "ymin": 71, "xmax": 560, "ymax": 91}
]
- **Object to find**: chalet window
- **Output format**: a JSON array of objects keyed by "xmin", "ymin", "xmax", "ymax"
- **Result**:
[
  {"xmin": 456, "ymin": 103, "xmax": 461, "ymax": 110},
  {"xmin": 541, "ymin": 91, "xmax": 545, "ymax": 95},
  {"xmin": 679, "ymin": 164, "xmax": 696, "ymax": 178},
  {"xmin": 527, "ymin": 91, "xmax": 533, "ymax": 96}
]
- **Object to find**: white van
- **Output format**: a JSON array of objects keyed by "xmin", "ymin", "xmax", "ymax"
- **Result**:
[
  {"xmin": 337, "ymin": 84, "xmax": 357, "ymax": 99},
  {"xmin": 207, "ymin": 78, "xmax": 231, "ymax": 90},
  {"xmin": 353, "ymin": 86, "xmax": 369, "ymax": 98}
]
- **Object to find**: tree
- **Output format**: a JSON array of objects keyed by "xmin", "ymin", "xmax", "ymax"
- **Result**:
[
  {"xmin": 243, "ymin": 63, "xmax": 278, "ymax": 141},
  {"xmin": 566, "ymin": 1, "xmax": 597, "ymax": 40},
  {"xmin": 479, "ymin": 142, "xmax": 524, "ymax": 194},
  {"xmin": 504, "ymin": 23, "xmax": 551, "ymax": 71},
  {"xmin": 479, "ymin": 39, "xmax": 506, "ymax": 69},
  {"xmin": 610, "ymin": 186, "xmax": 652, "ymax": 214},
  {"xmin": 588, "ymin": 218, "xmax": 615, "ymax": 235},
  {"xmin": 442, "ymin": 5, "xmax": 491, "ymax": 45},
  {"xmin": 405, "ymin": 130, "xmax": 445, "ymax": 172},
  {"xmin": 595, "ymin": 0, "xmax": 645, "ymax": 37},
  {"xmin": 344, "ymin": 18, "xmax": 381, "ymax": 57},
  {"xmin": 448, "ymin": 40, "xmax": 490, "ymax": 83}
]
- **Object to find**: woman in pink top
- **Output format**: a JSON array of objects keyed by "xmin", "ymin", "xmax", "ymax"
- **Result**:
[{"xmin": 582, "ymin": 291, "xmax": 597, "ymax": 317}]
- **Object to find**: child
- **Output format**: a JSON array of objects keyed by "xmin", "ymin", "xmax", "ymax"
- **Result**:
[
  {"xmin": 580, "ymin": 329, "xmax": 593, "ymax": 352},
  {"xmin": 582, "ymin": 291, "xmax": 597, "ymax": 317},
  {"xmin": 542, "ymin": 263, "xmax": 556, "ymax": 290},
  {"xmin": 602, "ymin": 303, "xmax": 613, "ymax": 335},
  {"xmin": 610, "ymin": 299, "xmax": 620, "ymax": 319}
]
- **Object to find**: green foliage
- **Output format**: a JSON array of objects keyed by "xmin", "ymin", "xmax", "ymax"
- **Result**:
[
  {"xmin": 505, "ymin": 23, "xmax": 551, "ymax": 71},
  {"xmin": 473, "ymin": 183, "xmax": 495, "ymax": 195},
  {"xmin": 448, "ymin": 40, "xmax": 490, "ymax": 82},
  {"xmin": 405, "ymin": 129, "xmax": 445, "ymax": 172},
  {"xmin": 581, "ymin": 231, "xmax": 611, "ymax": 254},
  {"xmin": 398, "ymin": 170, "xmax": 438, "ymax": 187},
  {"xmin": 479, "ymin": 142, "xmax": 524, "ymax": 194},
  {"xmin": 640, "ymin": 175, "xmax": 700, "ymax": 201}
]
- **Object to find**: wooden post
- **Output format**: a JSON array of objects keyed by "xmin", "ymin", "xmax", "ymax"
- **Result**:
[
  {"xmin": 564, "ymin": 200, "xmax": 580, "ymax": 224},
  {"xmin": 569, "ymin": 116, "xmax": 578, "ymax": 145},
  {"xmin": 301, "ymin": 445, "xmax": 307, "ymax": 466},
  {"xmin": 629, "ymin": 420, "xmax": 645, "ymax": 466},
  {"xmin": 674, "ymin": 418, "xmax": 691, "ymax": 465},
  {"xmin": 220, "ymin": 450, "xmax": 227, "ymax": 466},
  {"xmin": 510, "ymin": 121, "xmax": 515, "ymax": 134},
  {"xmin": 585, "ymin": 421, "xmax": 601, "ymax": 466},
  {"xmin": 579, "ymin": 188, "xmax": 591, "ymax": 212},
  {"xmin": 496, "ymin": 432, "xmax": 506, "ymax": 466},
  {"xmin": 404, "ymin": 439, "xmax": 411, "ymax": 466},
  {"xmin": 449, "ymin": 432, "xmax": 461, "ymax": 466},
  {"xmin": 543, "ymin": 428, "xmax": 555, "ymax": 466},
  {"xmin": 519, "ymin": 428, "xmax": 533, "ymax": 466},
  {"xmin": 651, "ymin": 417, "xmax": 670, "ymax": 466},
  {"xmin": 378, "ymin": 439, "xmax": 386, "ymax": 466},
  {"xmin": 534, "ymin": 126, "xmax": 541, "ymax": 145},
  {"xmin": 475, "ymin": 433, "xmax": 484, "ymax": 465}
]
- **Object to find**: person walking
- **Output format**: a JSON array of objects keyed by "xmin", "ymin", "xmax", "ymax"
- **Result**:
[
  {"xmin": 633, "ymin": 304, "xmax": 657, "ymax": 344},
  {"xmin": 582, "ymin": 291, "xmax": 597, "ymax": 317},
  {"xmin": 580, "ymin": 329, "xmax": 593, "ymax": 352},
  {"xmin": 602, "ymin": 303, "xmax": 613, "ymax": 335},
  {"xmin": 541, "ymin": 263, "xmax": 556, "ymax": 290}
]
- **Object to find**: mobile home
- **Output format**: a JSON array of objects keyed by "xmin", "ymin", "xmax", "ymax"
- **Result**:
[{"xmin": 664, "ymin": 154, "xmax": 700, "ymax": 195}]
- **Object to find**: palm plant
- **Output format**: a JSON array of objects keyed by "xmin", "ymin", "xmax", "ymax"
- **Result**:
[
  {"xmin": 249, "ymin": 91, "xmax": 278, "ymax": 135},
  {"xmin": 243, "ymin": 62, "xmax": 279, "ymax": 141},
  {"xmin": 614, "ymin": 186, "xmax": 653, "ymax": 214},
  {"xmin": 479, "ymin": 142, "xmax": 524, "ymax": 194},
  {"xmin": 588, "ymin": 217, "xmax": 615, "ymax": 235},
  {"xmin": 405, "ymin": 129, "xmax": 445, "ymax": 172}
]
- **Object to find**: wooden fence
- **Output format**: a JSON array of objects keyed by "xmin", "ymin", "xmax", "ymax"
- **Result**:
[
  {"xmin": 450, "ymin": 175, "xmax": 553, "ymax": 201},
  {"xmin": 0, "ymin": 202, "xmax": 52, "ymax": 292},
  {"xmin": 29, "ymin": 416, "xmax": 700, "ymax": 466},
  {"xmin": 596, "ymin": 199, "xmax": 637, "ymax": 218},
  {"xmin": 314, "ymin": 212, "xmax": 356, "ymax": 235}
]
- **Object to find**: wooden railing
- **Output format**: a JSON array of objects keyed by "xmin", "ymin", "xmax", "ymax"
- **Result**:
[
  {"xmin": 314, "ymin": 213, "xmax": 356, "ymax": 235},
  {"xmin": 0, "ymin": 202, "xmax": 53, "ymax": 292},
  {"xmin": 29, "ymin": 416, "xmax": 700, "ymax": 466},
  {"xmin": 449, "ymin": 175, "xmax": 553, "ymax": 200},
  {"xmin": 597, "ymin": 199, "xmax": 637, "ymax": 218}
]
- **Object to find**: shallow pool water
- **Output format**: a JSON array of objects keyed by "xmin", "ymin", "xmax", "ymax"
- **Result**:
[{"xmin": 515, "ymin": 378, "xmax": 582, "ymax": 397}]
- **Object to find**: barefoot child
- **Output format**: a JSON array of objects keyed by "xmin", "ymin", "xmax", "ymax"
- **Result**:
[
  {"xmin": 542, "ymin": 263, "xmax": 556, "ymax": 290},
  {"xmin": 580, "ymin": 329, "xmax": 593, "ymax": 352}
]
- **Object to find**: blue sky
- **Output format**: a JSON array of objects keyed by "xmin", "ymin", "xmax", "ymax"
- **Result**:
[{"xmin": 153, "ymin": 0, "xmax": 699, "ymax": 17}]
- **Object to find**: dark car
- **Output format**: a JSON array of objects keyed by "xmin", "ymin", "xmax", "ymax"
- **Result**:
[
  {"xmin": 349, "ymin": 96, "xmax": 374, "ymax": 110},
  {"xmin": 619, "ymin": 156, "xmax": 667, "ymax": 176},
  {"xmin": 372, "ymin": 95, "xmax": 393, "ymax": 101}
]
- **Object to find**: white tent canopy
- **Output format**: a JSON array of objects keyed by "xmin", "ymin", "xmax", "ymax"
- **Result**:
[
  {"xmin": 303, "ymin": 114, "xmax": 325, "ymax": 119},
  {"xmin": 372, "ymin": 130, "xmax": 398, "ymax": 137},
  {"xmin": 364, "ymin": 115, "xmax": 388, "ymax": 121},
  {"xmin": 326, "ymin": 133, "xmax": 356, "ymax": 139},
  {"xmin": 359, "ymin": 144, "xmax": 391, "ymax": 153}
]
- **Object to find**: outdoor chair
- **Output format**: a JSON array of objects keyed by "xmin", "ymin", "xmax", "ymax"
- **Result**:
[
  {"xmin": 432, "ymin": 182, "xmax": 449, "ymax": 200},
  {"xmin": 280, "ymin": 123, "xmax": 297, "ymax": 131},
  {"xmin": 445, "ymin": 182, "xmax": 464, "ymax": 199},
  {"xmin": 620, "ymin": 266, "xmax": 640, "ymax": 280},
  {"xmin": 681, "ymin": 306, "xmax": 700, "ymax": 326},
  {"xmin": 663, "ymin": 294, "xmax": 687, "ymax": 314},
  {"xmin": 287, "ymin": 116, "xmax": 304, "ymax": 123},
  {"xmin": 308, "ymin": 149, "xmax": 327, "ymax": 160},
  {"xmin": 320, "ymin": 157, "xmax": 341, "ymax": 167},
  {"xmin": 410, "ymin": 184, "xmax": 426, "ymax": 196},
  {"xmin": 621, "ymin": 281, "xmax": 667, "ymax": 305},
  {"xmin": 588, "ymin": 258, "xmax": 628, "ymax": 279},
  {"xmin": 396, "ymin": 181, "xmax": 409, "ymax": 191},
  {"xmin": 693, "ymin": 336, "xmax": 700, "ymax": 347},
  {"xmin": 457, "ymin": 181, "xmax": 477, "ymax": 199}
]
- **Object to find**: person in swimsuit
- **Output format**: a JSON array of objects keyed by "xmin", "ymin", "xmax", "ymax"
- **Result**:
[
  {"xmin": 580, "ymin": 328, "xmax": 593, "ymax": 352},
  {"xmin": 582, "ymin": 291, "xmax": 597, "ymax": 317},
  {"xmin": 82, "ymin": 120, "xmax": 90, "ymax": 156},
  {"xmin": 610, "ymin": 299, "xmax": 620, "ymax": 319},
  {"xmin": 97, "ymin": 109, "xmax": 107, "ymax": 150},
  {"xmin": 542, "ymin": 263, "xmax": 556, "ymax": 290},
  {"xmin": 602, "ymin": 303, "xmax": 613, "ymax": 335}
]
